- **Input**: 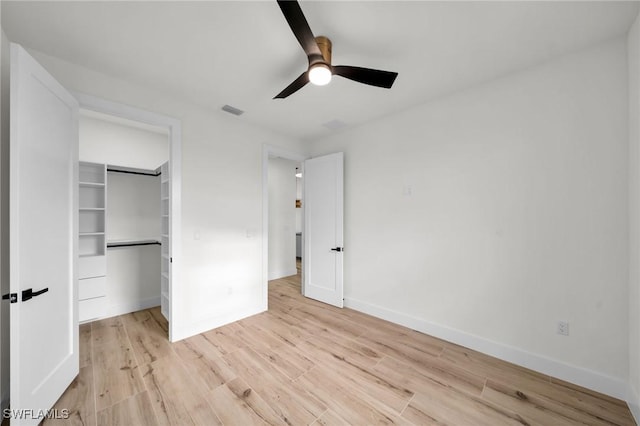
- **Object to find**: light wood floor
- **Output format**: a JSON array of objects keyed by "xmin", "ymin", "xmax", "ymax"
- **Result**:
[{"xmin": 45, "ymin": 273, "xmax": 636, "ymax": 425}]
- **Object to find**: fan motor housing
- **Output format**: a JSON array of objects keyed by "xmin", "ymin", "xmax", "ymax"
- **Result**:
[{"xmin": 315, "ymin": 36, "xmax": 332, "ymax": 64}]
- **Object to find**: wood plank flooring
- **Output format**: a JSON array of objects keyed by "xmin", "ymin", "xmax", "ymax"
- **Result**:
[{"xmin": 44, "ymin": 273, "xmax": 636, "ymax": 425}]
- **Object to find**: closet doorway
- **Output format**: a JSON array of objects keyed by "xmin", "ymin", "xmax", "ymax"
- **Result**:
[{"xmin": 76, "ymin": 94, "xmax": 181, "ymax": 341}]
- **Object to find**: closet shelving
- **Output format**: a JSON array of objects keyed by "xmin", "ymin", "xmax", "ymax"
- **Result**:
[
  {"xmin": 160, "ymin": 161, "xmax": 170, "ymax": 320},
  {"xmin": 78, "ymin": 162, "xmax": 107, "ymax": 322},
  {"xmin": 78, "ymin": 161, "xmax": 171, "ymax": 323}
]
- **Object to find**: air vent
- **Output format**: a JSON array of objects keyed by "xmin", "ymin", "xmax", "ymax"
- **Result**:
[
  {"xmin": 221, "ymin": 104, "xmax": 244, "ymax": 116},
  {"xmin": 322, "ymin": 119, "xmax": 347, "ymax": 130}
]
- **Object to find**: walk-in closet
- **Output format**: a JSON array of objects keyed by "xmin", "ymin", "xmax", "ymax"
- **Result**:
[{"xmin": 77, "ymin": 109, "xmax": 171, "ymax": 325}]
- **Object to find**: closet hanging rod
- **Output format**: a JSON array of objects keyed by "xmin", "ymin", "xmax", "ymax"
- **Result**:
[
  {"xmin": 106, "ymin": 168, "xmax": 160, "ymax": 177},
  {"xmin": 107, "ymin": 240, "xmax": 161, "ymax": 248}
]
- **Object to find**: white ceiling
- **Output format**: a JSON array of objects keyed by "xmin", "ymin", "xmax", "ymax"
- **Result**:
[{"xmin": 3, "ymin": 1, "xmax": 638, "ymax": 141}]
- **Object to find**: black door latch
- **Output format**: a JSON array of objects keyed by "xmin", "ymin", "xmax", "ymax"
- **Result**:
[
  {"xmin": 2, "ymin": 293, "xmax": 17, "ymax": 303},
  {"xmin": 330, "ymin": 247, "xmax": 344, "ymax": 252}
]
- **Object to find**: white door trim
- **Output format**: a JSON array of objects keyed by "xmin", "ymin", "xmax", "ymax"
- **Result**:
[
  {"xmin": 72, "ymin": 92, "xmax": 182, "ymax": 342},
  {"xmin": 262, "ymin": 144, "xmax": 307, "ymax": 309}
]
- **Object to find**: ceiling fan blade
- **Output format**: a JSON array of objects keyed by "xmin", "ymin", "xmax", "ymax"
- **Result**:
[
  {"xmin": 277, "ymin": 0, "xmax": 323, "ymax": 64},
  {"xmin": 333, "ymin": 65, "xmax": 398, "ymax": 89},
  {"xmin": 274, "ymin": 71, "xmax": 310, "ymax": 99}
]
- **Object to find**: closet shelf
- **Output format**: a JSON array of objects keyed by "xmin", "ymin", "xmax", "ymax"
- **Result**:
[
  {"xmin": 80, "ymin": 207, "xmax": 105, "ymax": 211},
  {"xmin": 79, "ymin": 182, "xmax": 105, "ymax": 188},
  {"xmin": 79, "ymin": 253, "xmax": 105, "ymax": 259},
  {"xmin": 80, "ymin": 232, "xmax": 105, "ymax": 236}
]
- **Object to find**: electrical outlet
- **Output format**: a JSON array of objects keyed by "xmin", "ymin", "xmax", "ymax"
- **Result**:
[{"xmin": 557, "ymin": 321, "xmax": 569, "ymax": 336}]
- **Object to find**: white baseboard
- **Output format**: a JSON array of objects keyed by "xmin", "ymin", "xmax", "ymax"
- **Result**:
[
  {"xmin": 268, "ymin": 268, "xmax": 298, "ymax": 281},
  {"xmin": 628, "ymin": 384, "xmax": 640, "ymax": 424},
  {"xmin": 104, "ymin": 296, "xmax": 161, "ymax": 319},
  {"xmin": 171, "ymin": 304, "xmax": 265, "ymax": 342},
  {"xmin": 344, "ymin": 297, "xmax": 628, "ymax": 401}
]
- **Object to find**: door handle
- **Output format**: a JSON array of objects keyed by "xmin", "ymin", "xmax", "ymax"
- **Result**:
[
  {"xmin": 330, "ymin": 247, "xmax": 343, "ymax": 252},
  {"xmin": 22, "ymin": 287, "xmax": 49, "ymax": 302}
]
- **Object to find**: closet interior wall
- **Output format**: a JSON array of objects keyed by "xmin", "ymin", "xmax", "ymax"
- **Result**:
[
  {"xmin": 107, "ymin": 168, "xmax": 161, "ymax": 316},
  {"xmin": 79, "ymin": 110, "xmax": 169, "ymax": 321}
]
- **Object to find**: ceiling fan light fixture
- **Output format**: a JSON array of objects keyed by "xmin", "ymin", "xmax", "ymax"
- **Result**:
[
  {"xmin": 308, "ymin": 63, "xmax": 332, "ymax": 86},
  {"xmin": 274, "ymin": 0, "xmax": 397, "ymax": 99}
]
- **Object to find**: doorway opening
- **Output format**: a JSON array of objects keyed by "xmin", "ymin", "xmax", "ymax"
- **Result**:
[
  {"xmin": 75, "ymin": 94, "xmax": 181, "ymax": 342},
  {"xmin": 268, "ymin": 156, "xmax": 301, "ymax": 279},
  {"xmin": 262, "ymin": 146, "xmax": 306, "ymax": 310}
]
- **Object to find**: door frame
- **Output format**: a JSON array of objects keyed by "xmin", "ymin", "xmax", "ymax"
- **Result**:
[
  {"xmin": 262, "ymin": 145, "xmax": 307, "ymax": 309},
  {"xmin": 73, "ymin": 93, "xmax": 182, "ymax": 342}
]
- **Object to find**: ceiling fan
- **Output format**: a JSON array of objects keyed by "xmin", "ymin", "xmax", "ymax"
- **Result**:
[{"xmin": 274, "ymin": 0, "xmax": 398, "ymax": 99}]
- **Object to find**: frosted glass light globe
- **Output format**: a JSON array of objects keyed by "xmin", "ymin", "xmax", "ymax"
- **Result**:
[{"xmin": 309, "ymin": 64, "xmax": 332, "ymax": 86}]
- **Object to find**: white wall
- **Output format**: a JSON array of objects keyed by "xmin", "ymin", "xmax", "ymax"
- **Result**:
[
  {"xmin": 628, "ymin": 11, "xmax": 640, "ymax": 420},
  {"xmin": 107, "ymin": 173, "xmax": 161, "ymax": 241},
  {"xmin": 28, "ymin": 49, "xmax": 306, "ymax": 340},
  {"xmin": 310, "ymin": 38, "xmax": 629, "ymax": 398},
  {"xmin": 0, "ymin": 9, "xmax": 9, "ymax": 410},
  {"xmin": 106, "ymin": 246, "xmax": 161, "ymax": 316},
  {"xmin": 268, "ymin": 157, "xmax": 297, "ymax": 280},
  {"xmin": 79, "ymin": 114, "xmax": 168, "ymax": 170},
  {"xmin": 106, "ymin": 173, "xmax": 162, "ymax": 315}
]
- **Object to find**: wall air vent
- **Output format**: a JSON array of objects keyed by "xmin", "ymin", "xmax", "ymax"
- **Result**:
[{"xmin": 222, "ymin": 104, "xmax": 244, "ymax": 116}]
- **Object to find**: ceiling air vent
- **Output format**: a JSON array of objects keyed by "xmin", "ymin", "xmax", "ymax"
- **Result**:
[
  {"xmin": 322, "ymin": 119, "xmax": 347, "ymax": 131},
  {"xmin": 221, "ymin": 104, "xmax": 244, "ymax": 116}
]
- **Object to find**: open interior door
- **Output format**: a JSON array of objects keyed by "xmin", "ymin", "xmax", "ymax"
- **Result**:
[
  {"xmin": 9, "ymin": 43, "xmax": 78, "ymax": 425},
  {"xmin": 303, "ymin": 152, "xmax": 344, "ymax": 307}
]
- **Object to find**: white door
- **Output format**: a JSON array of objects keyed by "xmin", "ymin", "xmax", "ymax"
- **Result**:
[
  {"xmin": 10, "ymin": 43, "xmax": 78, "ymax": 425},
  {"xmin": 303, "ymin": 152, "xmax": 344, "ymax": 307}
]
